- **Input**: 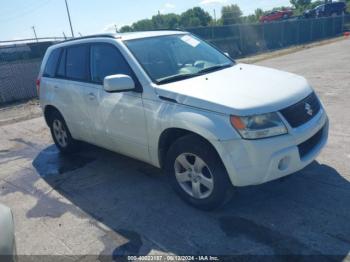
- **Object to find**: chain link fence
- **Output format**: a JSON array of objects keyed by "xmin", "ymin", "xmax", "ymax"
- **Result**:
[
  {"xmin": 188, "ymin": 15, "xmax": 350, "ymax": 57},
  {"xmin": 0, "ymin": 15, "xmax": 349, "ymax": 105},
  {"xmin": 0, "ymin": 39, "xmax": 63, "ymax": 105}
]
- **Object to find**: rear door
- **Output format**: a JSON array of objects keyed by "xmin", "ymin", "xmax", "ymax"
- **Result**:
[{"xmin": 51, "ymin": 44, "xmax": 96, "ymax": 142}]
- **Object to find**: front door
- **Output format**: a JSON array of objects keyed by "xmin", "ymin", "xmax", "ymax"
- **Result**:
[{"xmin": 87, "ymin": 43, "xmax": 150, "ymax": 162}]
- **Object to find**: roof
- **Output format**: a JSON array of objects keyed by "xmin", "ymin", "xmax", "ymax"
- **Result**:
[{"xmin": 56, "ymin": 30, "xmax": 187, "ymax": 45}]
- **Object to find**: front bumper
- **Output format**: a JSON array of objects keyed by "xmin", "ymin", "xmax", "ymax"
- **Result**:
[{"xmin": 212, "ymin": 107, "xmax": 329, "ymax": 187}]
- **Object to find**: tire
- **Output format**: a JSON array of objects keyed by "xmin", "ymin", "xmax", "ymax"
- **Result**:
[
  {"xmin": 48, "ymin": 110, "xmax": 78, "ymax": 154},
  {"xmin": 165, "ymin": 134, "xmax": 232, "ymax": 210}
]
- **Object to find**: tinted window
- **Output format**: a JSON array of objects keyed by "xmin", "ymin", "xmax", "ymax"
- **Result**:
[
  {"xmin": 90, "ymin": 44, "xmax": 133, "ymax": 84},
  {"xmin": 56, "ymin": 49, "xmax": 66, "ymax": 78},
  {"xmin": 43, "ymin": 49, "xmax": 61, "ymax": 77},
  {"xmin": 66, "ymin": 45, "xmax": 89, "ymax": 81}
]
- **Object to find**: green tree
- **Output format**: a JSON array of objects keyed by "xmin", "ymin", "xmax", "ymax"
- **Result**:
[
  {"xmin": 132, "ymin": 19, "xmax": 154, "ymax": 31},
  {"xmin": 290, "ymin": 0, "xmax": 311, "ymax": 14},
  {"xmin": 309, "ymin": 0, "xmax": 324, "ymax": 9},
  {"xmin": 119, "ymin": 25, "xmax": 133, "ymax": 33},
  {"xmin": 342, "ymin": 0, "xmax": 350, "ymax": 12},
  {"xmin": 241, "ymin": 14, "xmax": 257, "ymax": 24},
  {"xmin": 180, "ymin": 7, "xmax": 212, "ymax": 27},
  {"xmin": 221, "ymin": 4, "xmax": 243, "ymax": 25},
  {"xmin": 152, "ymin": 13, "xmax": 180, "ymax": 29},
  {"xmin": 254, "ymin": 8, "xmax": 264, "ymax": 20}
]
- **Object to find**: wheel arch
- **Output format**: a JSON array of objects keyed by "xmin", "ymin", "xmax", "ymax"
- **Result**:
[
  {"xmin": 157, "ymin": 128, "xmax": 222, "ymax": 170},
  {"xmin": 44, "ymin": 105, "xmax": 61, "ymax": 125}
]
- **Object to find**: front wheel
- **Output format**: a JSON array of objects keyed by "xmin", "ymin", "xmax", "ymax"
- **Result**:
[{"xmin": 165, "ymin": 135, "xmax": 232, "ymax": 210}]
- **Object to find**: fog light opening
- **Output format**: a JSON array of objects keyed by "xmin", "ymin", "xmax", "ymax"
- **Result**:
[{"xmin": 278, "ymin": 156, "xmax": 290, "ymax": 171}]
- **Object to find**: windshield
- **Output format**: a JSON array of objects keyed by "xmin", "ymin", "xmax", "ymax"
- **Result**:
[{"xmin": 124, "ymin": 34, "xmax": 234, "ymax": 84}]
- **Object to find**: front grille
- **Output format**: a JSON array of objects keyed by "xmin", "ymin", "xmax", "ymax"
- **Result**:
[
  {"xmin": 280, "ymin": 92, "xmax": 321, "ymax": 128},
  {"xmin": 298, "ymin": 127, "xmax": 324, "ymax": 159}
]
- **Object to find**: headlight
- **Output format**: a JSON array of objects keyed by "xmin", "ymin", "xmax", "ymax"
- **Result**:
[{"xmin": 230, "ymin": 112, "xmax": 288, "ymax": 139}]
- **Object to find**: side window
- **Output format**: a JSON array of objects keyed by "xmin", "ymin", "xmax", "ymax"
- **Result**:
[
  {"xmin": 90, "ymin": 44, "xmax": 133, "ymax": 84},
  {"xmin": 43, "ymin": 49, "xmax": 61, "ymax": 78},
  {"xmin": 66, "ymin": 45, "xmax": 89, "ymax": 81},
  {"xmin": 56, "ymin": 49, "xmax": 66, "ymax": 78}
]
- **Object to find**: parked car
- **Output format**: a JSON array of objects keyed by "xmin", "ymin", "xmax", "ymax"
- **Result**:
[
  {"xmin": 304, "ymin": 2, "xmax": 346, "ymax": 18},
  {"xmin": 38, "ymin": 31, "xmax": 329, "ymax": 210},
  {"xmin": 0, "ymin": 204, "xmax": 16, "ymax": 262},
  {"xmin": 259, "ymin": 9, "xmax": 293, "ymax": 23}
]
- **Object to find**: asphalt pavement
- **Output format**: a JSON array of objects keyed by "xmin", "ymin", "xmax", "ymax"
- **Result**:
[{"xmin": 0, "ymin": 38, "xmax": 349, "ymax": 260}]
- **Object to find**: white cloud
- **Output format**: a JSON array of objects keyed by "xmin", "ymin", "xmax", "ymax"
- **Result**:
[
  {"xmin": 160, "ymin": 2, "xmax": 176, "ymax": 14},
  {"xmin": 200, "ymin": 0, "xmax": 228, "ymax": 5},
  {"xmin": 164, "ymin": 3, "xmax": 175, "ymax": 9}
]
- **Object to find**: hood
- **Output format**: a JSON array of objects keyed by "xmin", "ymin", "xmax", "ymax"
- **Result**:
[{"xmin": 155, "ymin": 63, "xmax": 312, "ymax": 116}]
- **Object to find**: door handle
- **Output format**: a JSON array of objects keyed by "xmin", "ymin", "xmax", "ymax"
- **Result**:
[
  {"xmin": 54, "ymin": 86, "xmax": 59, "ymax": 89},
  {"xmin": 88, "ymin": 93, "xmax": 96, "ymax": 100}
]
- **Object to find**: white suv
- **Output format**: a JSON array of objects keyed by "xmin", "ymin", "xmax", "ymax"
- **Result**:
[{"xmin": 38, "ymin": 31, "xmax": 328, "ymax": 210}]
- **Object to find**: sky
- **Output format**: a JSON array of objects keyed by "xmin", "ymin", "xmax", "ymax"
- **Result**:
[{"xmin": 0, "ymin": 0, "xmax": 291, "ymax": 41}]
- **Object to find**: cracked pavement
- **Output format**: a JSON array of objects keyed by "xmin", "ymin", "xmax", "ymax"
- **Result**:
[{"xmin": 0, "ymin": 39, "xmax": 349, "ymax": 260}]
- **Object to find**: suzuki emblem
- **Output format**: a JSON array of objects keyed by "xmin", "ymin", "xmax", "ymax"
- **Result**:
[{"xmin": 305, "ymin": 103, "xmax": 313, "ymax": 116}]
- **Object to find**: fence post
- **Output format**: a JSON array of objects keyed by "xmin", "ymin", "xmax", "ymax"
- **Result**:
[
  {"xmin": 281, "ymin": 21, "xmax": 285, "ymax": 48},
  {"xmin": 297, "ymin": 20, "xmax": 300, "ymax": 45},
  {"xmin": 238, "ymin": 24, "xmax": 243, "ymax": 55},
  {"xmin": 310, "ymin": 19, "xmax": 314, "ymax": 42},
  {"xmin": 262, "ymin": 23, "xmax": 265, "ymax": 50},
  {"xmin": 322, "ymin": 18, "xmax": 325, "ymax": 39}
]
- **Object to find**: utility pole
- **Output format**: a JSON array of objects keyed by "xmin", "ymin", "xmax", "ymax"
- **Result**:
[
  {"xmin": 64, "ymin": 0, "xmax": 75, "ymax": 38},
  {"xmin": 31, "ymin": 26, "xmax": 38, "ymax": 42}
]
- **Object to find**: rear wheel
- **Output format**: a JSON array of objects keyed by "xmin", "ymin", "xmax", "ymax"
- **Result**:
[
  {"xmin": 165, "ymin": 135, "xmax": 232, "ymax": 210},
  {"xmin": 48, "ymin": 111, "xmax": 78, "ymax": 154}
]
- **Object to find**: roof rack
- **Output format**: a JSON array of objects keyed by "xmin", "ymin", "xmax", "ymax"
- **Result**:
[
  {"xmin": 53, "ymin": 29, "xmax": 188, "ymax": 45},
  {"xmin": 122, "ymin": 28, "xmax": 187, "ymax": 33},
  {"xmin": 55, "ymin": 34, "xmax": 119, "ymax": 44}
]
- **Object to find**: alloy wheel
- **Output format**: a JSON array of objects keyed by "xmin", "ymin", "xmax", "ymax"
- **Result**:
[{"xmin": 174, "ymin": 153, "xmax": 214, "ymax": 199}]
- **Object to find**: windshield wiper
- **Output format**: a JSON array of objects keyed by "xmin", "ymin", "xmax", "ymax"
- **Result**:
[
  {"xmin": 157, "ymin": 74, "xmax": 197, "ymax": 84},
  {"xmin": 157, "ymin": 63, "xmax": 233, "ymax": 84},
  {"xmin": 197, "ymin": 63, "xmax": 233, "ymax": 75}
]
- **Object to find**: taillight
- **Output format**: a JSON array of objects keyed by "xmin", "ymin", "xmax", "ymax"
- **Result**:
[{"xmin": 36, "ymin": 78, "xmax": 41, "ymax": 96}]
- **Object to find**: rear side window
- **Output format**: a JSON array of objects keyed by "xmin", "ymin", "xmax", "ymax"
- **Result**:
[
  {"xmin": 43, "ymin": 49, "xmax": 61, "ymax": 78},
  {"xmin": 66, "ymin": 45, "xmax": 89, "ymax": 81},
  {"xmin": 90, "ymin": 44, "xmax": 134, "ymax": 84}
]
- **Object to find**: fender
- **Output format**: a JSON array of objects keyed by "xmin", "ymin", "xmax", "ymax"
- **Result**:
[{"xmin": 143, "ymin": 99, "xmax": 241, "ymax": 167}]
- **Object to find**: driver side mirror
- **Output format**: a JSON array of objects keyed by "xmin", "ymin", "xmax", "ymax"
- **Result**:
[{"xmin": 103, "ymin": 74, "xmax": 135, "ymax": 93}]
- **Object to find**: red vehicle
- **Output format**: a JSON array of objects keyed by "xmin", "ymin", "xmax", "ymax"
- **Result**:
[{"xmin": 260, "ymin": 9, "xmax": 293, "ymax": 23}]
